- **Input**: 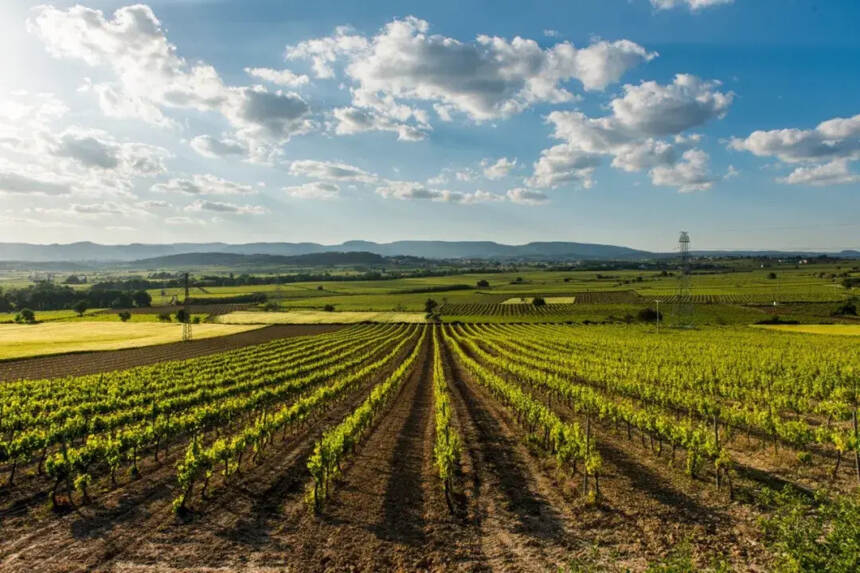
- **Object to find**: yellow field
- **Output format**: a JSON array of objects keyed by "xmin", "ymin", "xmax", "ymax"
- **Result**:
[
  {"xmin": 752, "ymin": 324, "xmax": 860, "ymax": 336},
  {"xmin": 0, "ymin": 322, "xmax": 262, "ymax": 360},
  {"xmin": 215, "ymin": 310, "xmax": 426, "ymax": 325},
  {"xmin": 501, "ymin": 296, "xmax": 576, "ymax": 304}
]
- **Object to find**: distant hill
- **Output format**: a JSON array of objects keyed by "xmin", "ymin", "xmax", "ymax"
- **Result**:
[
  {"xmin": 130, "ymin": 251, "xmax": 389, "ymax": 268},
  {"xmin": 0, "ymin": 240, "xmax": 856, "ymax": 263}
]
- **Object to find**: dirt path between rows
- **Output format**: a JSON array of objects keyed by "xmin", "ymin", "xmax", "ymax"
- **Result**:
[
  {"xmin": 0, "ymin": 324, "xmax": 342, "ymax": 381},
  {"xmin": 441, "ymin": 336, "xmax": 584, "ymax": 571},
  {"xmin": 272, "ymin": 330, "xmax": 486, "ymax": 571}
]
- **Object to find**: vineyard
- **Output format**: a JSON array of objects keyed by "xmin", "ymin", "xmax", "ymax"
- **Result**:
[{"xmin": 0, "ymin": 323, "xmax": 857, "ymax": 571}]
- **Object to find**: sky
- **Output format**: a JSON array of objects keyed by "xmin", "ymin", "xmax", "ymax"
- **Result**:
[{"xmin": 0, "ymin": 0, "xmax": 858, "ymax": 252}]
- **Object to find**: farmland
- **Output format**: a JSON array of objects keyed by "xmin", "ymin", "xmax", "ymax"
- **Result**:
[
  {"xmin": 0, "ymin": 317, "xmax": 857, "ymax": 571},
  {"xmin": 0, "ymin": 259, "xmax": 858, "ymax": 571}
]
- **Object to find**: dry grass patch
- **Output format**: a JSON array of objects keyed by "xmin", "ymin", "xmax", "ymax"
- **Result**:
[{"xmin": 0, "ymin": 321, "xmax": 262, "ymax": 360}]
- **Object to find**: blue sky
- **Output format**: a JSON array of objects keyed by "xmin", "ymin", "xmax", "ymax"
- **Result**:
[{"xmin": 0, "ymin": 0, "xmax": 857, "ymax": 251}]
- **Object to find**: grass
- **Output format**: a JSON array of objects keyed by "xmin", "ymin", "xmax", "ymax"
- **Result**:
[
  {"xmin": 751, "ymin": 324, "xmax": 860, "ymax": 336},
  {"xmin": 215, "ymin": 310, "xmax": 426, "ymax": 324},
  {"xmin": 0, "ymin": 322, "xmax": 261, "ymax": 360}
]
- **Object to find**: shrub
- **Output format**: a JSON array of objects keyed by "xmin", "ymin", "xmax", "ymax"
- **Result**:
[
  {"xmin": 117, "ymin": 311, "xmax": 131, "ymax": 322},
  {"xmin": 476, "ymin": 279, "xmax": 490, "ymax": 288},
  {"xmin": 15, "ymin": 308, "xmax": 36, "ymax": 324},
  {"xmin": 157, "ymin": 312, "xmax": 172, "ymax": 322},
  {"xmin": 832, "ymin": 301, "xmax": 857, "ymax": 316},
  {"xmin": 175, "ymin": 309, "xmax": 190, "ymax": 323},
  {"xmin": 532, "ymin": 296, "xmax": 546, "ymax": 307},
  {"xmin": 637, "ymin": 307, "xmax": 663, "ymax": 322},
  {"xmin": 262, "ymin": 302, "xmax": 280, "ymax": 311},
  {"xmin": 767, "ymin": 272, "xmax": 778, "ymax": 280},
  {"xmin": 72, "ymin": 300, "xmax": 88, "ymax": 317},
  {"xmin": 324, "ymin": 304, "xmax": 336, "ymax": 312}
]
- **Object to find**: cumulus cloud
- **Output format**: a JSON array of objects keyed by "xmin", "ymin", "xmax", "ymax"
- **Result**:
[
  {"xmin": 729, "ymin": 114, "xmax": 860, "ymax": 164},
  {"xmin": 527, "ymin": 143, "xmax": 601, "ymax": 188},
  {"xmin": 729, "ymin": 113, "xmax": 860, "ymax": 186},
  {"xmin": 331, "ymin": 107, "xmax": 427, "ymax": 141},
  {"xmin": 651, "ymin": 0, "xmax": 734, "ymax": 11},
  {"xmin": 650, "ymin": 149, "xmax": 715, "ymax": 191},
  {"xmin": 376, "ymin": 179, "xmax": 525, "ymax": 204},
  {"xmin": 289, "ymin": 159, "xmax": 378, "ymax": 183},
  {"xmin": 506, "ymin": 187, "xmax": 548, "ymax": 204},
  {"xmin": 29, "ymin": 4, "xmax": 314, "ymax": 150},
  {"xmin": 151, "ymin": 174, "xmax": 255, "ymax": 195},
  {"xmin": 245, "ymin": 67, "xmax": 309, "ymax": 87},
  {"xmin": 186, "ymin": 200, "xmax": 266, "ymax": 214},
  {"xmin": 0, "ymin": 171, "xmax": 71, "ymax": 195},
  {"xmin": 189, "ymin": 135, "xmax": 248, "ymax": 159},
  {"xmin": 529, "ymin": 74, "xmax": 731, "ymax": 191},
  {"xmin": 483, "ymin": 157, "xmax": 517, "ymax": 179},
  {"xmin": 284, "ymin": 181, "xmax": 340, "ymax": 199},
  {"xmin": 46, "ymin": 128, "xmax": 170, "ymax": 176},
  {"xmin": 286, "ymin": 17, "xmax": 654, "ymax": 138},
  {"xmin": 778, "ymin": 160, "xmax": 860, "ymax": 187}
]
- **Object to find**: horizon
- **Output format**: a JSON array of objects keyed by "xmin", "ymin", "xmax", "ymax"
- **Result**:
[
  {"xmin": 1, "ymin": 237, "xmax": 857, "ymax": 255},
  {"xmin": 1, "ymin": 1, "xmax": 858, "ymax": 252}
]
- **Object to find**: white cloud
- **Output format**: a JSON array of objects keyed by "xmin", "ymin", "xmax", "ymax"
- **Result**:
[
  {"xmin": 289, "ymin": 159, "xmax": 378, "ymax": 183},
  {"xmin": 284, "ymin": 181, "xmax": 340, "ymax": 199},
  {"xmin": 527, "ymin": 143, "xmax": 601, "ymax": 189},
  {"xmin": 0, "ymin": 171, "xmax": 71, "ymax": 195},
  {"xmin": 506, "ymin": 187, "xmax": 549, "ymax": 205},
  {"xmin": 46, "ymin": 128, "xmax": 170, "ymax": 176},
  {"xmin": 152, "ymin": 174, "xmax": 255, "ymax": 195},
  {"xmin": 529, "ymin": 74, "xmax": 731, "ymax": 191},
  {"xmin": 483, "ymin": 157, "xmax": 517, "ymax": 179},
  {"xmin": 650, "ymin": 149, "xmax": 715, "ymax": 191},
  {"xmin": 29, "ymin": 4, "xmax": 314, "ymax": 149},
  {"xmin": 285, "ymin": 25, "xmax": 370, "ymax": 79},
  {"xmin": 730, "ymin": 113, "xmax": 860, "ymax": 186},
  {"xmin": 186, "ymin": 200, "xmax": 266, "ymax": 214},
  {"xmin": 190, "ymin": 135, "xmax": 248, "ymax": 159},
  {"xmin": 331, "ymin": 107, "xmax": 427, "ymax": 141},
  {"xmin": 778, "ymin": 160, "xmax": 860, "ymax": 187},
  {"xmin": 725, "ymin": 164, "xmax": 739, "ymax": 179},
  {"xmin": 245, "ymin": 67, "xmax": 310, "ymax": 87},
  {"xmin": 286, "ymin": 17, "xmax": 654, "ymax": 138},
  {"xmin": 651, "ymin": 0, "xmax": 734, "ymax": 11},
  {"xmin": 729, "ymin": 114, "xmax": 860, "ymax": 163}
]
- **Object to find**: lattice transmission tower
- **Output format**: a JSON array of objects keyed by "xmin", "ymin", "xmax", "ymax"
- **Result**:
[{"xmin": 675, "ymin": 231, "xmax": 694, "ymax": 328}]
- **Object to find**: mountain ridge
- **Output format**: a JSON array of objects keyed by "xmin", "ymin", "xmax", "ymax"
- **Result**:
[{"xmin": 0, "ymin": 241, "xmax": 856, "ymax": 263}]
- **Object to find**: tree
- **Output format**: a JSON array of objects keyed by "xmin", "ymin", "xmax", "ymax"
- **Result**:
[
  {"xmin": 117, "ymin": 311, "xmax": 131, "ymax": 322},
  {"xmin": 15, "ymin": 308, "xmax": 36, "ymax": 324},
  {"xmin": 476, "ymin": 279, "xmax": 490, "ymax": 288},
  {"xmin": 324, "ymin": 304, "xmax": 336, "ymax": 312},
  {"xmin": 532, "ymin": 296, "xmax": 546, "ymax": 307},
  {"xmin": 175, "ymin": 309, "xmax": 190, "ymax": 323},
  {"xmin": 157, "ymin": 312, "xmax": 172, "ymax": 322},
  {"xmin": 637, "ymin": 307, "xmax": 663, "ymax": 322},
  {"xmin": 110, "ymin": 293, "xmax": 133, "ymax": 309},
  {"xmin": 72, "ymin": 300, "xmax": 88, "ymax": 317},
  {"xmin": 424, "ymin": 298, "xmax": 439, "ymax": 316},
  {"xmin": 832, "ymin": 301, "xmax": 857, "ymax": 316},
  {"xmin": 63, "ymin": 275, "xmax": 83, "ymax": 285},
  {"xmin": 132, "ymin": 290, "xmax": 152, "ymax": 308},
  {"xmin": 767, "ymin": 272, "xmax": 778, "ymax": 280}
]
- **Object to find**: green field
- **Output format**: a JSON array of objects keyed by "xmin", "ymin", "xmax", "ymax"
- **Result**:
[{"xmin": 215, "ymin": 310, "xmax": 427, "ymax": 324}]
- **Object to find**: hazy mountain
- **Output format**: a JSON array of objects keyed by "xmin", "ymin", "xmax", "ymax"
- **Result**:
[{"xmin": 0, "ymin": 241, "xmax": 856, "ymax": 263}]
